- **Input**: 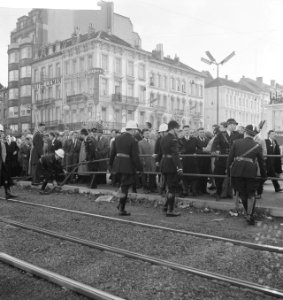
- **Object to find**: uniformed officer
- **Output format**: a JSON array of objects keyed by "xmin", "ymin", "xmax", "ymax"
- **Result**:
[
  {"xmin": 227, "ymin": 125, "xmax": 267, "ymax": 225},
  {"xmin": 109, "ymin": 120, "xmax": 142, "ymax": 216},
  {"xmin": 211, "ymin": 118, "xmax": 241, "ymax": 200},
  {"xmin": 159, "ymin": 120, "xmax": 183, "ymax": 217}
]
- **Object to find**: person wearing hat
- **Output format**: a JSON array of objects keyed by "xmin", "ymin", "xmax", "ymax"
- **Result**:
[
  {"xmin": 39, "ymin": 149, "xmax": 65, "ymax": 194},
  {"xmin": 30, "ymin": 123, "xmax": 45, "ymax": 185},
  {"xmin": 158, "ymin": 120, "xmax": 183, "ymax": 216},
  {"xmin": 227, "ymin": 125, "xmax": 267, "ymax": 225},
  {"xmin": 95, "ymin": 128, "xmax": 109, "ymax": 185},
  {"xmin": 0, "ymin": 124, "xmax": 17, "ymax": 199},
  {"xmin": 211, "ymin": 118, "xmax": 241, "ymax": 200},
  {"xmin": 109, "ymin": 120, "xmax": 142, "ymax": 216}
]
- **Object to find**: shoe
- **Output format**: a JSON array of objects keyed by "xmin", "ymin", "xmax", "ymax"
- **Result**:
[
  {"xmin": 119, "ymin": 210, "xmax": 131, "ymax": 216},
  {"xmin": 166, "ymin": 211, "xmax": 181, "ymax": 217},
  {"xmin": 163, "ymin": 206, "xmax": 168, "ymax": 212},
  {"xmin": 208, "ymin": 185, "xmax": 216, "ymax": 191},
  {"xmin": 255, "ymin": 194, "xmax": 262, "ymax": 199},
  {"xmin": 31, "ymin": 182, "xmax": 41, "ymax": 186},
  {"xmin": 5, "ymin": 193, "xmax": 17, "ymax": 199},
  {"xmin": 246, "ymin": 216, "xmax": 255, "ymax": 225},
  {"xmin": 39, "ymin": 190, "xmax": 49, "ymax": 195},
  {"xmin": 275, "ymin": 188, "xmax": 283, "ymax": 192}
]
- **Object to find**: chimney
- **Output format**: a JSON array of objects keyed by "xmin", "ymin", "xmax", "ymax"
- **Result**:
[
  {"xmin": 174, "ymin": 54, "xmax": 179, "ymax": 63},
  {"xmin": 88, "ymin": 23, "xmax": 95, "ymax": 36},
  {"xmin": 256, "ymin": 77, "xmax": 263, "ymax": 84},
  {"xmin": 156, "ymin": 44, "xmax": 164, "ymax": 59},
  {"xmin": 270, "ymin": 80, "xmax": 276, "ymax": 87},
  {"xmin": 225, "ymin": 75, "xmax": 228, "ymax": 80}
]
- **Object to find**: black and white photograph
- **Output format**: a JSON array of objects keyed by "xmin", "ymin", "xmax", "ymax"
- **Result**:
[{"xmin": 0, "ymin": 0, "xmax": 283, "ymax": 299}]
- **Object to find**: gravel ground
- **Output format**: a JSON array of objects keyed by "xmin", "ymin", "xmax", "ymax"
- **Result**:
[
  {"xmin": 1, "ymin": 186, "xmax": 283, "ymax": 300},
  {"xmin": 0, "ymin": 262, "xmax": 89, "ymax": 300}
]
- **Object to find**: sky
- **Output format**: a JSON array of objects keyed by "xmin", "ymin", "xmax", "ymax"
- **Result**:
[{"xmin": 0, "ymin": 0, "xmax": 283, "ymax": 87}]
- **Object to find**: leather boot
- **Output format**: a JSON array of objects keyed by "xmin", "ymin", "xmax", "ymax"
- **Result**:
[
  {"xmin": 246, "ymin": 196, "xmax": 256, "ymax": 225},
  {"xmin": 118, "ymin": 197, "xmax": 131, "ymax": 216},
  {"xmin": 166, "ymin": 193, "xmax": 180, "ymax": 217}
]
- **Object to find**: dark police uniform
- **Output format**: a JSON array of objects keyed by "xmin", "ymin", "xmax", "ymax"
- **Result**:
[
  {"xmin": 109, "ymin": 131, "xmax": 142, "ymax": 215},
  {"xmin": 227, "ymin": 137, "xmax": 266, "ymax": 224},
  {"xmin": 211, "ymin": 130, "xmax": 240, "ymax": 198},
  {"xmin": 159, "ymin": 132, "xmax": 182, "ymax": 216}
]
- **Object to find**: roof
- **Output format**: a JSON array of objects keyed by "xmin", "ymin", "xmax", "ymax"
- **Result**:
[
  {"xmin": 239, "ymin": 77, "xmax": 270, "ymax": 93},
  {"xmin": 205, "ymin": 77, "xmax": 257, "ymax": 93}
]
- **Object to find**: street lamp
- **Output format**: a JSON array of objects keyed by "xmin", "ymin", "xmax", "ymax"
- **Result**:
[{"xmin": 201, "ymin": 51, "xmax": 235, "ymax": 124}]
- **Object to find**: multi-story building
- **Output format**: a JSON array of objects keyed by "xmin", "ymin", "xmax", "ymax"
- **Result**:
[
  {"xmin": 0, "ymin": 85, "xmax": 8, "ymax": 127},
  {"xmin": 6, "ymin": 2, "xmax": 141, "ymax": 134},
  {"xmin": 204, "ymin": 77, "xmax": 261, "ymax": 130},
  {"xmin": 32, "ymin": 29, "xmax": 204, "ymax": 131}
]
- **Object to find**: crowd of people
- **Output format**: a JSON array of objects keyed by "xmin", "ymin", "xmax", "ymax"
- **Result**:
[{"xmin": 0, "ymin": 118, "xmax": 282, "ymax": 222}]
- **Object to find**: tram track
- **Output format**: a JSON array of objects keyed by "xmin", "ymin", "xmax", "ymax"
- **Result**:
[
  {"xmin": 0, "ymin": 216, "xmax": 283, "ymax": 299},
  {"xmin": 2, "ymin": 196, "xmax": 283, "ymax": 254},
  {"xmin": 0, "ymin": 252, "xmax": 125, "ymax": 300}
]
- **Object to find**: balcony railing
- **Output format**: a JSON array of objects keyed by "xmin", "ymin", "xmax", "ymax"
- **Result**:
[
  {"xmin": 36, "ymin": 98, "xmax": 56, "ymax": 107},
  {"xmin": 270, "ymin": 97, "xmax": 283, "ymax": 104},
  {"xmin": 66, "ymin": 93, "xmax": 87, "ymax": 104},
  {"xmin": 174, "ymin": 109, "xmax": 184, "ymax": 116},
  {"xmin": 111, "ymin": 94, "xmax": 139, "ymax": 107}
]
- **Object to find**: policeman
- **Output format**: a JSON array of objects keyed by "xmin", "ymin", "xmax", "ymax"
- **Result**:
[
  {"xmin": 211, "ymin": 118, "xmax": 240, "ymax": 200},
  {"xmin": 159, "ymin": 120, "xmax": 183, "ymax": 216},
  {"xmin": 0, "ymin": 124, "xmax": 17, "ymax": 199},
  {"xmin": 227, "ymin": 125, "xmax": 266, "ymax": 225},
  {"xmin": 39, "ymin": 149, "xmax": 65, "ymax": 194},
  {"xmin": 109, "ymin": 120, "xmax": 142, "ymax": 216}
]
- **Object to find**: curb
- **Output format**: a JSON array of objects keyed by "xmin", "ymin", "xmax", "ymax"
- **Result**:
[{"xmin": 16, "ymin": 181, "xmax": 283, "ymax": 217}]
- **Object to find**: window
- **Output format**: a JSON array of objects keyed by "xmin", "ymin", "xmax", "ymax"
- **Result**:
[
  {"xmin": 56, "ymin": 63, "xmax": 61, "ymax": 77},
  {"xmin": 87, "ymin": 55, "xmax": 93, "ymax": 70},
  {"xmin": 127, "ymin": 83, "xmax": 134, "ymax": 97},
  {"xmin": 163, "ymin": 95, "xmax": 167, "ymax": 107},
  {"xmin": 171, "ymin": 97, "xmax": 174, "ymax": 110},
  {"xmin": 127, "ymin": 61, "xmax": 134, "ymax": 77},
  {"xmin": 33, "ymin": 69, "xmax": 38, "ymax": 82},
  {"xmin": 150, "ymin": 73, "xmax": 155, "ymax": 86},
  {"xmin": 65, "ymin": 61, "xmax": 70, "ymax": 75},
  {"xmin": 101, "ymin": 54, "xmax": 108, "ymax": 72},
  {"xmin": 101, "ymin": 107, "xmax": 107, "ymax": 121},
  {"xmin": 176, "ymin": 79, "xmax": 180, "ymax": 91},
  {"xmin": 115, "ymin": 58, "xmax": 122, "ymax": 74},
  {"xmin": 181, "ymin": 80, "xmax": 186, "ymax": 93},
  {"xmin": 9, "ymin": 88, "xmax": 19, "ymax": 100},
  {"xmin": 48, "ymin": 86, "xmax": 53, "ymax": 99},
  {"xmin": 138, "ymin": 64, "xmax": 145, "ymax": 80},
  {"xmin": 20, "ymin": 85, "xmax": 31, "ymax": 97},
  {"xmin": 9, "ymin": 52, "xmax": 19, "ymax": 64},
  {"xmin": 72, "ymin": 59, "xmax": 77, "ymax": 73},
  {"xmin": 114, "ymin": 80, "xmax": 121, "ymax": 94},
  {"xmin": 40, "ymin": 67, "xmax": 46, "ymax": 81},
  {"xmin": 20, "ymin": 66, "xmax": 31, "ymax": 78},
  {"xmin": 48, "ymin": 65, "xmax": 53, "ymax": 78},
  {"xmin": 9, "ymin": 70, "xmax": 19, "ymax": 81},
  {"xmin": 140, "ymin": 111, "xmax": 145, "ymax": 125},
  {"xmin": 79, "ymin": 57, "xmax": 85, "ymax": 72},
  {"xmin": 34, "ymin": 89, "xmax": 39, "ymax": 102},
  {"xmin": 56, "ymin": 85, "xmax": 61, "ymax": 99},
  {"xmin": 20, "ymin": 104, "xmax": 31, "ymax": 116},
  {"xmin": 22, "ymin": 123, "xmax": 30, "ymax": 132},
  {"xmin": 100, "ymin": 78, "xmax": 108, "ymax": 96},
  {"xmin": 163, "ymin": 76, "xmax": 167, "ymax": 90},
  {"xmin": 8, "ymin": 106, "xmax": 19, "ymax": 118},
  {"xmin": 157, "ymin": 74, "xmax": 161, "ymax": 88},
  {"xmin": 9, "ymin": 124, "xmax": 18, "ymax": 133},
  {"xmin": 139, "ymin": 86, "xmax": 146, "ymax": 103},
  {"xmin": 20, "ymin": 46, "xmax": 32, "ymax": 59},
  {"xmin": 171, "ymin": 78, "xmax": 175, "ymax": 90}
]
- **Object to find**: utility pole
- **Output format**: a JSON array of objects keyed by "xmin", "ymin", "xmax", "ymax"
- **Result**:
[{"xmin": 201, "ymin": 51, "xmax": 235, "ymax": 124}]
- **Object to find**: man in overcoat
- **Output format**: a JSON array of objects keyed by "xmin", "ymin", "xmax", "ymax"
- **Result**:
[
  {"xmin": 265, "ymin": 130, "xmax": 282, "ymax": 192},
  {"xmin": 138, "ymin": 128, "xmax": 156, "ymax": 193},
  {"xmin": 109, "ymin": 120, "xmax": 142, "ymax": 216},
  {"xmin": 158, "ymin": 120, "xmax": 183, "ymax": 216},
  {"xmin": 30, "ymin": 123, "xmax": 45, "ymax": 185},
  {"xmin": 227, "ymin": 125, "xmax": 267, "ymax": 225}
]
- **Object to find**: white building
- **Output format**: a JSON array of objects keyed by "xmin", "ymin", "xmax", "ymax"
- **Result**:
[{"xmin": 204, "ymin": 77, "xmax": 261, "ymax": 130}]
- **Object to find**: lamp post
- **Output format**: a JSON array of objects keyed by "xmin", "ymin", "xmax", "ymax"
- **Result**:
[{"xmin": 201, "ymin": 51, "xmax": 235, "ymax": 124}]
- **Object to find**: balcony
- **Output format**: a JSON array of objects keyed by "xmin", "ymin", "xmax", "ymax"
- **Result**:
[
  {"xmin": 35, "ymin": 98, "xmax": 56, "ymax": 107},
  {"xmin": 150, "ymin": 104, "xmax": 167, "ymax": 113},
  {"xmin": 270, "ymin": 97, "xmax": 283, "ymax": 105},
  {"xmin": 66, "ymin": 93, "xmax": 87, "ymax": 105},
  {"xmin": 111, "ymin": 94, "xmax": 139, "ymax": 108},
  {"xmin": 174, "ymin": 109, "xmax": 184, "ymax": 116}
]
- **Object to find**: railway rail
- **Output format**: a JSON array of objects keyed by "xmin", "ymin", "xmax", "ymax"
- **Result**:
[
  {"xmin": 2, "ymin": 196, "xmax": 283, "ymax": 254},
  {"xmin": 1, "ymin": 217, "xmax": 283, "ymax": 299},
  {"xmin": 0, "ymin": 253, "xmax": 125, "ymax": 300}
]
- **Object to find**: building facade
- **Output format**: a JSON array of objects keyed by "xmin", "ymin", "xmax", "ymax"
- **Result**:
[
  {"xmin": 31, "ymin": 31, "xmax": 204, "ymax": 131},
  {"xmin": 6, "ymin": 2, "xmax": 141, "ymax": 134},
  {"xmin": 204, "ymin": 77, "xmax": 261, "ymax": 130},
  {"xmin": 0, "ymin": 86, "xmax": 8, "ymax": 127}
]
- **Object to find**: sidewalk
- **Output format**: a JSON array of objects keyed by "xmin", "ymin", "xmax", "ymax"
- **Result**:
[{"xmin": 16, "ymin": 180, "xmax": 283, "ymax": 217}]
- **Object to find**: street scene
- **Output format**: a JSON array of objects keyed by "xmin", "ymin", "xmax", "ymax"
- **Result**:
[{"xmin": 0, "ymin": 1, "xmax": 283, "ymax": 299}]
